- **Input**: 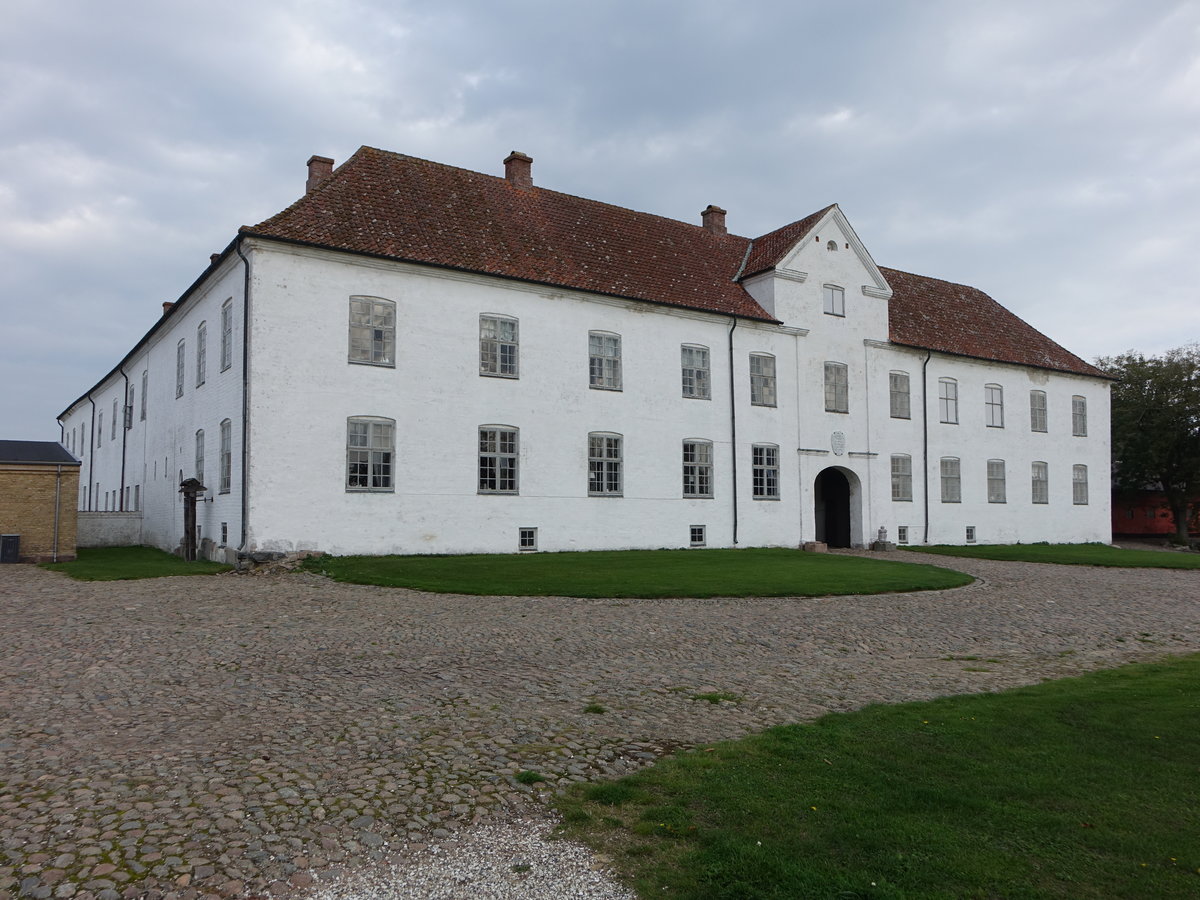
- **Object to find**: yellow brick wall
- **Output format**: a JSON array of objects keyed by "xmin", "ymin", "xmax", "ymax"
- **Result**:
[{"xmin": 0, "ymin": 464, "xmax": 80, "ymax": 562}]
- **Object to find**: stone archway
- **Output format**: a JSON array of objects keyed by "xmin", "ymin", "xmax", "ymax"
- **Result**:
[{"xmin": 814, "ymin": 466, "xmax": 861, "ymax": 548}]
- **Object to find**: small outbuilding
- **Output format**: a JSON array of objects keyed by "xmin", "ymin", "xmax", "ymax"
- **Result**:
[{"xmin": 0, "ymin": 440, "xmax": 81, "ymax": 563}]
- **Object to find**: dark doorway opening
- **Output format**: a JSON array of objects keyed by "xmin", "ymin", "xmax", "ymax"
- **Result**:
[{"xmin": 816, "ymin": 468, "xmax": 852, "ymax": 548}]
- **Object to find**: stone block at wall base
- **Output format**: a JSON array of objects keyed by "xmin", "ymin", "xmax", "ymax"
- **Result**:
[{"xmin": 802, "ymin": 541, "xmax": 828, "ymax": 553}]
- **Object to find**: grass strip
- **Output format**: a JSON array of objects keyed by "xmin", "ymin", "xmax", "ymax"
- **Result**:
[
  {"xmin": 904, "ymin": 542, "xmax": 1200, "ymax": 568},
  {"xmin": 303, "ymin": 547, "xmax": 972, "ymax": 598},
  {"xmin": 42, "ymin": 546, "xmax": 231, "ymax": 580},
  {"xmin": 557, "ymin": 654, "xmax": 1200, "ymax": 899}
]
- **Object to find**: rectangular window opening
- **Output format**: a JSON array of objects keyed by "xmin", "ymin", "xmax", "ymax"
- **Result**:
[
  {"xmin": 966, "ymin": 526, "xmax": 977, "ymax": 543},
  {"xmin": 690, "ymin": 525, "xmax": 706, "ymax": 547},
  {"xmin": 519, "ymin": 527, "xmax": 538, "ymax": 551}
]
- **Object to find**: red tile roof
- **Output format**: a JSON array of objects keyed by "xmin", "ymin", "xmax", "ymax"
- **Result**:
[
  {"xmin": 882, "ymin": 267, "xmax": 1107, "ymax": 378},
  {"xmin": 247, "ymin": 146, "xmax": 774, "ymax": 321},
  {"xmin": 245, "ymin": 147, "xmax": 1104, "ymax": 379}
]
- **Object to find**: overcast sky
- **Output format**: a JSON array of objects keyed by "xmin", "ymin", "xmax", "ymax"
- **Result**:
[{"xmin": 3, "ymin": 0, "xmax": 1198, "ymax": 441}]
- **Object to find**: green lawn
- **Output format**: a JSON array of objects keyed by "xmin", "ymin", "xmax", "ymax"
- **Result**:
[
  {"xmin": 557, "ymin": 655, "xmax": 1200, "ymax": 899},
  {"xmin": 904, "ymin": 542, "xmax": 1200, "ymax": 569},
  {"xmin": 42, "ymin": 546, "xmax": 231, "ymax": 580},
  {"xmin": 303, "ymin": 547, "xmax": 972, "ymax": 598}
]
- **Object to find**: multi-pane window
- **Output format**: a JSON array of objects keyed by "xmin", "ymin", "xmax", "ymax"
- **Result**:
[
  {"xmin": 938, "ymin": 378, "xmax": 958, "ymax": 424},
  {"xmin": 97, "ymin": 412, "xmax": 103, "ymax": 447},
  {"xmin": 479, "ymin": 315, "xmax": 519, "ymax": 377},
  {"xmin": 682, "ymin": 440, "xmax": 713, "ymax": 498},
  {"xmin": 681, "ymin": 345, "xmax": 711, "ymax": 399},
  {"xmin": 752, "ymin": 444, "xmax": 780, "ymax": 499},
  {"xmin": 111, "ymin": 399, "xmax": 117, "ymax": 440},
  {"xmin": 987, "ymin": 459, "xmax": 1006, "ymax": 503},
  {"xmin": 897, "ymin": 525, "xmax": 909, "ymax": 544},
  {"xmin": 195, "ymin": 429, "xmax": 205, "ymax": 486},
  {"xmin": 125, "ymin": 388, "xmax": 134, "ymax": 430},
  {"xmin": 891, "ymin": 454, "xmax": 913, "ymax": 502},
  {"xmin": 1073, "ymin": 464, "xmax": 1089, "ymax": 505},
  {"xmin": 1031, "ymin": 461, "xmax": 1049, "ymax": 504},
  {"xmin": 176, "ymin": 340, "xmax": 185, "ymax": 398},
  {"xmin": 985, "ymin": 384, "xmax": 1004, "ymax": 428},
  {"xmin": 588, "ymin": 433, "xmax": 623, "ymax": 495},
  {"xmin": 140, "ymin": 371, "xmax": 147, "ymax": 420},
  {"xmin": 889, "ymin": 371, "xmax": 911, "ymax": 419},
  {"xmin": 589, "ymin": 332, "xmax": 622, "ymax": 390},
  {"xmin": 940, "ymin": 457, "xmax": 961, "ymax": 503},
  {"xmin": 519, "ymin": 527, "xmax": 538, "ymax": 551},
  {"xmin": 824, "ymin": 362, "xmax": 848, "ymax": 413},
  {"xmin": 348, "ymin": 297, "xmax": 396, "ymax": 366},
  {"xmin": 750, "ymin": 353, "xmax": 777, "ymax": 407},
  {"xmin": 196, "ymin": 322, "xmax": 207, "ymax": 387},
  {"xmin": 1030, "ymin": 391, "xmax": 1047, "ymax": 432},
  {"xmin": 690, "ymin": 525, "xmax": 706, "ymax": 547},
  {"xmin": 478, "ymin": 426, "xmax": 519, "ymax": 493},
  {"xmin": 823, "ymin": 284, "xmax": 845, "ymax": 316},
  {"xmin": 219, "ymin": 419, "xmax": 232, "ymax": 494},
  {"xmin": 221, "ymin": 299, "xmax": 233, "ymax": 371},
  {"xmin": 346, "ymin": 417, "xmax": 394, "ymax": 491},
  {"xmin": 1072, "ymin": 396, "xmax": 1088, "ymax": 436}
]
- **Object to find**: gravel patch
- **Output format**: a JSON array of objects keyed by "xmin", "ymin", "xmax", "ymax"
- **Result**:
[{"xmin": 0, "ymin": 552, "xmax": 1196, "ymax": 899}]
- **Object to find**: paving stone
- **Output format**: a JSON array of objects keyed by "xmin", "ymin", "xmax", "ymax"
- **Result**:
[{"xmin": 2, "ymin": 556, "xmax": 1198, "ymax": 898}]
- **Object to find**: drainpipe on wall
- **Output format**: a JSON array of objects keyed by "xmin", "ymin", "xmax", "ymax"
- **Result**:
[
  {"xmin": 921, "ymin": 350, "xmax": 932, "ymax": 544},
  {"xmin": 52, "ymin": 464, "xmax": 63, "ymax": 562},
  {"xmin": 235, "ymin": 238, "xmax": 252, "ymax": 559},
  {"xmin": 87, "ymin": 394, "xmax": 96, "ymax": 511},
  {"xmin": 727, "ymin": 317, "xmax": 739, "ymax": 546},
  {"xmin": 118, "ymin": 366, "xmax": 129, "ymax": 510}
]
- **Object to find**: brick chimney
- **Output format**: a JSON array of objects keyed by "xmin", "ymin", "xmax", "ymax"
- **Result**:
[
  {"xmin": 306, "ymin": 155, "xmax": 334, "ymax": 193},
  {"xmin": 162, "ymin": 301, "xmax": 174, "ymax": 316},
  {"xmin": 209, "ymin": 253, "xmax": 221, "ymax": 265},
  {"xmin": 504, "ymin": 151, "xmax": 533, "ymax": 190},
  {"xmin": 701, "ymin": 205, "xmax": 727, "ymax": 235}
]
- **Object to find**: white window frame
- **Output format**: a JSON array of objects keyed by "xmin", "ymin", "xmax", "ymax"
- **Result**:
[
  {"xmin": 940, "ymin": 457, "xmax": 961, "ymax": 503},
  {"xmin": 97, "ymin": 412, "xmax": 102, "ymax": 447},
  {"xmin": 589, "ymin": 332, "xmax": 622, "ymax": 391},
  {"xmin": 346, "ymin": 416, "xmax": 395, "ymax": 492},
  {"xmin": 891, "ymin": 454, "xmax": 912, "ymax": 502},
  {"xmin": 750, "ymin": 353, "xmax": 776, "ymax": 407},
  {"xmin": 140, "ymin": 370, "xmax": 147, "ymax": 421},
  {"xmin": 966, "ymin": 525, "xmax": 977, "ymax": 543},
  {"xmin": 889, "ymin": 371, "xmax": 911, "ymax": 419},
  {"xmin": 1072, "ymin": 396, "xmax": 1088, "ymax": 437},
  {"xmin": 220, "ymin": 299, "xmax": 234, "ymax": 372},
  {"xmin": 985, "ymin": 383, "xmax": 1004, "ymax": 428},
  {"xmin": 176, "ymin": 339, "xmax": 185, "ymax": 398},
  {"xmin": 478, "ymin": 426, "xmax": 519, "ymax": 494},
  {"xmin": 1031, "ymin": 461, "xmax": 1049, "ymax": 504},
  {"xmin": 681, "ymin": 345, "xmax": 711, "ymax": 399},
  {"xmin": 1073, "ymin": 464, "xmax": 1089, "ymax": 505},
  {"xmin": 987, "ymin": 459, "xmax": 1006, "ymax": 503},
  {"xmin": 897, "ymin": 525, "xmax": 909, "ymax": 544},
  {"xmin": 480, "ymin": 314, "xmax": 519, "ymax": 378},
  {"xmin": 824, "ymin": 361, "xmax": 848, "ymax": 413},
  {"xmin": 938, "ymin": 378, "xmax": 958, "ymax": 424},
  {"xmin": 822, "ymin": 284, "xmax": 845, "ymax": 317},
  {"xmin": 1030, "ymin": 391, "xmax": 1047, "ymax": 433},
  {"xmin": 111, "ymin": 399, "xmax": 117, "ymax": 440},
  {"xmin": 682, "ymin": 440, "xmax": 714, "ymax": 498},
  {"xmin": 689, "ymin": 525, "xmax": 706, "ymax": 547},
  {"xmin": 219, "ymin": 419, "xmax": 232, "ymax": 494},
  {"xmin": 588, "ymin": 432, "xmax": 623, "ymax": 495},
  {"xmin": 519, "ymin": 527, "xmax": 538, "ymax": 551},
  {"xmin": 752, "ymin": 444, "xmax": 780, "ymax": 500},
  {"xmin": 348, "ymin": 296, "xmax": 396, "ymax": 367},
  {"xmin": 196, "ymin": 321, "xmax": 207, "ymax": 387},
  {"xmin": 195, "ymin": 429, "xmax": 205, "ymax": 487}
]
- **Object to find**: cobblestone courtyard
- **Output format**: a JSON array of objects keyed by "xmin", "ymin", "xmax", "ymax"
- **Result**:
[{"xmin": 2, "ymin": 554, "xmax": 1197, "ymax": 899}]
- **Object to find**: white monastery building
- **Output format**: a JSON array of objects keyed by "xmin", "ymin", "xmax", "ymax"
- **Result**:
[{"xmin": 59, "ymin": 147, "xmax": 1112, "ymax": 562}]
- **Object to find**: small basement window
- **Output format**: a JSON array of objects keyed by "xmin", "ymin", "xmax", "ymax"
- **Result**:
[
  {"xmin": 519, "ymin": 527, "xmax": 538, "ymax": 551},
  {"xmin": 897, "ymin": 526, "xmax": 909, "ymax": 545},
  {"xmin": 690, "ymin": 525, "xmax": 706, "ymax": 547},
  {"xmin": 966, "ymin": 526, "xmax": 977, "ymax": 543}
]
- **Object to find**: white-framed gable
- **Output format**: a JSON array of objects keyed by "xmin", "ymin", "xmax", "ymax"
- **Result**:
[{"xmin": 774, "ymin": 205, "xmax": 891, "ymax": 300}]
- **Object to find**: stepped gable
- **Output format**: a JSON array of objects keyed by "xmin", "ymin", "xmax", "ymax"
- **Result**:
[
  {"xmin": 882, "ymin": 266, "xmax": 1107, "ymax": 378},
  {"xmin": 246, "ymin": 146, "xmax": 775, "ymax": 321}
]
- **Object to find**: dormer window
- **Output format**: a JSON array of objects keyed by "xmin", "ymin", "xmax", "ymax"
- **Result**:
[{"xmin": 823, "ymin": 285, "xmax": 845, "ymax": 317}]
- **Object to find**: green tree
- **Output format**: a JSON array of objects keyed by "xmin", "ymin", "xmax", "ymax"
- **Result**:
[{"xmin": 1098, "ymin": 344, "xmax": 1200, "ymax": 543}]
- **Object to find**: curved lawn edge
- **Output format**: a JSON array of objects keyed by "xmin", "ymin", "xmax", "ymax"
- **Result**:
[
  {"xmin": 301, "ymin": 547, "xmax": 974, "ymax": 598},
  {"xmin": 901, "ymin": 542, "xmax": 1200, "ymax": 569}
]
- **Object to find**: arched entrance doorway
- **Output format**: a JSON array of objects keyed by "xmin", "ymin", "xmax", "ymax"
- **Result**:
[{"xmin": 814, "ymin": 467, "xmax": 857, "ymax": 548}]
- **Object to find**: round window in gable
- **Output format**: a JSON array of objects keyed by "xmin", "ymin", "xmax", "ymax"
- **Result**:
[{"xmin": 827, "ymin": 240, "xmax": 838, "ymax": 251}]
